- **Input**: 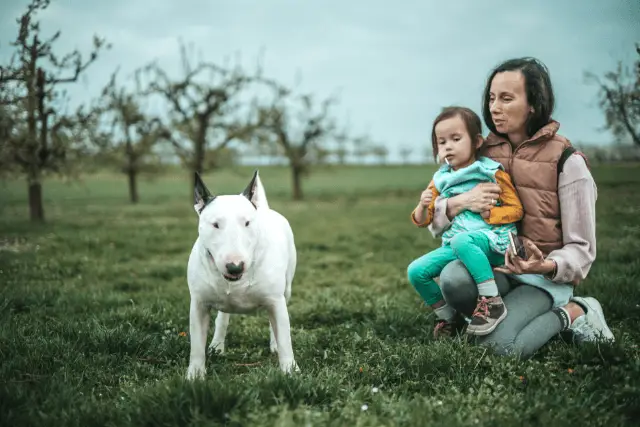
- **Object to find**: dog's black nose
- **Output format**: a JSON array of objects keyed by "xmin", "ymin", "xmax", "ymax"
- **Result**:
[{"xmin": 225, "ymin": 262, "xmax": 245, "ymax": 275}]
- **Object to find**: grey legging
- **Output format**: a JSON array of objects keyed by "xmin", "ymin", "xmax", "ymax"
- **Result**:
[{"xmin": 440, "ymin": 260, "xmax": 568, "ymax": 359}]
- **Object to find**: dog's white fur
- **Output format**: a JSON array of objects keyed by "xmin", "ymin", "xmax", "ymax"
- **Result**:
[{"xmin": 185, "ymin": 171, "xmax": 298, "ymax": 379}]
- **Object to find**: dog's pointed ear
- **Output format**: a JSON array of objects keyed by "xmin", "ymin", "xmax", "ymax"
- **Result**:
[
  {"xmin": 194, "ymin": 172, "xmax": 215, "ymax": 215},
  {"xmin": 241, "ymin": 169, "xmax": 268, "ymax": 209},
  {"xmin": 242, "ymin": 170, "xmax": 258, "ymax": 201}
]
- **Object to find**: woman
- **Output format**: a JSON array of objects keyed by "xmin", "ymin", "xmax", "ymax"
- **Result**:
[{"xmin": 427, "ymin": 57, "xmax": 615, "ymax": 358}]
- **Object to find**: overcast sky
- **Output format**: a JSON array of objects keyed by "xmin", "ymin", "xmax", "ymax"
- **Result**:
[{"xmin": 1, "ymin": 0, "xmax": 638, "ymax": 161}]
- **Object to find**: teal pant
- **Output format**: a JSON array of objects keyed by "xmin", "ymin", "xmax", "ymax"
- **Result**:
[{"xmin": 407, "ymin": 231, "xmax": 505, "ymax": 305}]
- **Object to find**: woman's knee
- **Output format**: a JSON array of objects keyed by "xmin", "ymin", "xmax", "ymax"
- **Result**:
[
  {"xmin": 440, "ymin": 260, "xmax": 475, "ymax": 294},
  {"xmin": 478, "ymin": 324, "xmax": 524, "ymax": 358},
  {"xmin": 477, "ymin": 285, "xmax": 555, "ymax": 360},
  {"xmin": 439, "ymin": 260, "xmax": 478, "ymax": 314}
]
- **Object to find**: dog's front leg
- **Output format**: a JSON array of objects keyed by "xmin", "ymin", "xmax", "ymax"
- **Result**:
[
  {"xmin": 269, "ymin": 322, "xmax": 278, "ymax": 354},
  {"xmin": 209, "ymin": 311, "xmax": 230, "ymax": 354},
  {"xmin": 267, "ymin": 296, "xmax": 299, "ymax": 373},
  {"xmin": 186, "ymin": 297, "xmax": 210, "ymax": 380}
]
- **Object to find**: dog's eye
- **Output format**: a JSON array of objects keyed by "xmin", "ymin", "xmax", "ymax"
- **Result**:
[
  {"xmin": 245, "ymin": 221, "xmax": 250, "ymax": 227},
  {"xmin": 213, "ymin": 222, "xmax": 219, "ymax": 229}
]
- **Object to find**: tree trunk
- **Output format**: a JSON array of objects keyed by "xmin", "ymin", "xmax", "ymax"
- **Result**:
[
  {"xmin": 27, "ymin": 38, "xmax": 43, "ymax": 223},
  {"xmin": 28, "ymin": 179, "xmax": 44, "ymax": 222},
  {"xmin": 191, "ymin": 149, "xmax": 205, "ymax": 198},
  {"xmin": 190, "ymin": 152, "xmax": 206, "ymax": 203},
  {"xmin": 128, "ymin": 169, "xmax": 138, "ymax": 203},
  {"xmin": 291, "ymin": 165, "xmax": 303, "ymax": 200},
  {"xmin": 124, "ymin": 132, "xmax": 139, "ymax": 204},
  {"xmin": 192, "ymin": 125, "xmax": 206, "ymax": 194}
]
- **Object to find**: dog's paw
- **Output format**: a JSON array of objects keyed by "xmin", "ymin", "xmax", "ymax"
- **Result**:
[
  {"xmin": 270, "ymin": 340, "xmax": 278, "ymax": 354},
  {"xmin": 208, "ymin": 340, "xmax": 225, "ymax": 355},
  {"xmin": 186, "ymin": 364, "xmax": 206, "ymax": 380},
  {"xmin": 279, "ymin": 359, "xmax": 300, "ymax": 374}
]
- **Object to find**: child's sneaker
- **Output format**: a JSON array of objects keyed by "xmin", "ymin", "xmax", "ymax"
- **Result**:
[
  {"xmin": 433, "ymin": 314, "xmax": 466, "ymax": 339},
  {"xmin": 466, "ymin": 296, "xmax": 507, "ymax": 336}
]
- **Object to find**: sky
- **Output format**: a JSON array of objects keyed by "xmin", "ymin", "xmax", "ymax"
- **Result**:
[{"xmin": 1, "ymin": 0, "xmax": 638, "ymax": 162}]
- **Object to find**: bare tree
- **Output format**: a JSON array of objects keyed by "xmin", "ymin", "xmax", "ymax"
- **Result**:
[
  {"xmin": 0, "ymin": 88, "xmax": 21, "ymax": 176},
  {"xmin": 399, "ymin": 146, "xmax": 413, "ymax": 165},
  {"xmin": 370, "ymin": 144, "xmax": 389, "ymax": 165},
  {"xmin": 204, "ymin": 146, "xmax": 241, "ymax": 169},
  {"xmin": 142, "ymin": 42, "xmax": 263, "ymax": 193},
  {"xmin": 332, "ymin": 123, "xmax": 351, "ymax": 165},
  {"xmin": 333, "ymin": 146, "xmax": 349, "ymax": 165},
  {"xmin": 257, "ymin": 88, "xmax": 337, "ymax": 200},
  {"xmin": 423, "ymin": 145, "xmax": 437, "ymax": 164},
  {"xmin": 350, "ymin": 135, "xmax": 370, "ymax": 164},
  {"xmin": 585, "ymin": 44, "xmax": 640, "ymax": 146},
  {"xmin": 0, "ymin": 0, "xmax": 108, "ymax": 221},
  {"xmin": 308, "ymin": 145, "xmax": 332, "ymax": 166},
  {"xmin": 264, "ymin": 141, "xmax": 285, "ymax": 165},
  {"xmin": 97, "ymin": 70, "xmax": 169, "ymax": 203}
]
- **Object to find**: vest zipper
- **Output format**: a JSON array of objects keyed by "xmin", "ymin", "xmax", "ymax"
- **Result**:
[{"xmin": 507, "ymin": 136, "xmax": 536, "ymax": 187}]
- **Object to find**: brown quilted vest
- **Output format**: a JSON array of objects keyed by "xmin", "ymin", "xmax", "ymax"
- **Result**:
[{"xmin": 482, "ymin": 120, "xmax": 572, "ymax": 256}]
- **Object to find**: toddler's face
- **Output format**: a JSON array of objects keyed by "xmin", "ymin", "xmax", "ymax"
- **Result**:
[{"xmin": 434, "ymin": 115, "xmax": 477, "ymax": 170}]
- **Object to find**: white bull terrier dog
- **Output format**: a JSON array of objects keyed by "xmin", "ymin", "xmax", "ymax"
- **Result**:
[{"xmin": 185, "ymin": 170, "xmax": 298, "ymax": 379}]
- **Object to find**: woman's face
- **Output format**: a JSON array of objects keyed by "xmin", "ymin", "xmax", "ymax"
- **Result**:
[{"xmin": 488, "ymin": 70, "xmax": 531, "ymax": 140}]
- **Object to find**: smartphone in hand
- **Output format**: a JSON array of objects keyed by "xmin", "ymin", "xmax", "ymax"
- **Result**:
[{"xmin": 508, "ymin": 231, "xmax": 528, "ymax": 260}]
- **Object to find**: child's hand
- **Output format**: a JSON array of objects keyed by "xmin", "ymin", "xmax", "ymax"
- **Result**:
[
  {"xmin": 420, "ymin": 188, "xmax": 433, "ymax": 208},
  {"xmin": 481, "ymin": 209, "xmax": 491, "ymax": 219}
]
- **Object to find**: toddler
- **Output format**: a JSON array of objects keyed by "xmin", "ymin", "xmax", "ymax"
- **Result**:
[{"xmin": 407, "ymin": 106, "xmax": 524, "ymax": 337}]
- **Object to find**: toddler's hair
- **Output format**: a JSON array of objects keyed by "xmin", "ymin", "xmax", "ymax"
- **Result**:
[{"xmin": 431, "ymin": 106, "xmax": 483, "ymax": 161}]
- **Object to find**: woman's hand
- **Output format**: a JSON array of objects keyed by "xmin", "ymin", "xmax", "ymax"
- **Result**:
[
  {"xmin": 465, "ymin": 183, "xmax": 502, "ymax": 213},
  {"xmin": 445, "ymin": 183, "xmax": 501, "ymax": 220},
  {"xmin": 495, "ymin": 240, "xmax": 556, "ymax": 276}
]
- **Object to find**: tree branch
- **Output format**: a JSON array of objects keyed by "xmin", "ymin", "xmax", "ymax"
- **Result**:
[
  {"xmin": 46, "ymin": 36, "xmax": 108, "ymax": 84},
  {"xmin": 141, "ymin": 41, "xmax": 265, "ymax": 173}
]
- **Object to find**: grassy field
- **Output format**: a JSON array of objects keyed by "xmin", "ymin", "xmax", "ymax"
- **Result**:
[{"xmin": 1, "ymin": 164, "xmax": 640, "ymax": 427}]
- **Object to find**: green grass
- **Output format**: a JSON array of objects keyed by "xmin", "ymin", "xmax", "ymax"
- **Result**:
[{"xmin": 1, "ymin": 164, "xmax": 640, "ymax": 427}]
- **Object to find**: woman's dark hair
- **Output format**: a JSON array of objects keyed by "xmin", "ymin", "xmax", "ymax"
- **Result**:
[
  {"xmin": 431, "ymin": 106, "xmax": 483, "ymax": 160},
  {"xmin": 481, "ymin": 57, "xmax": 555, "ymax": 138}
]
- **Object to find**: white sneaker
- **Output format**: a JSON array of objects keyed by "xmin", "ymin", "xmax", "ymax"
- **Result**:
[{"xmin": 569, "ymin": 296, "xmax": 615, "ymax": 343}]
